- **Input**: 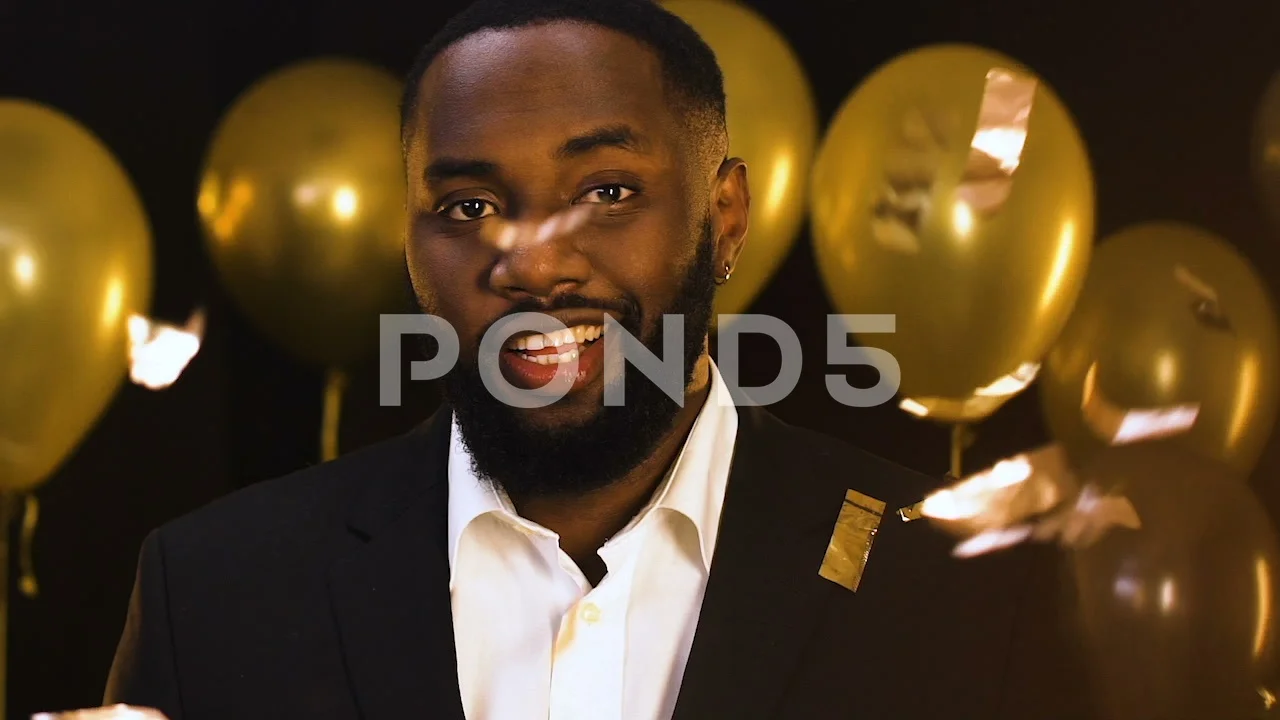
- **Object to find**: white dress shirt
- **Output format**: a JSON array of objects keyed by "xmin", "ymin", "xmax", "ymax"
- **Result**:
[{"xmin": 447, "ymin": 361, "xmax": 738, "ymax": 720}]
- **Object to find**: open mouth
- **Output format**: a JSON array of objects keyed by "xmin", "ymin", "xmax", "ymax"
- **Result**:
[{"xmin": 504, "ymin": 323, "xmax": 607, "ymax": 365}]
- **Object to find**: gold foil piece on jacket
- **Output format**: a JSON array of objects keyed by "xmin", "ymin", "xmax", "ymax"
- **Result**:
[{"xmin": 819, "ymin": 490, "xmax": 886, "ymax": 592}]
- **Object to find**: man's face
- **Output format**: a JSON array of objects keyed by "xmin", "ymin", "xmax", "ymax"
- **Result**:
[{"xmin": 404, "ymin": 21, "xmax": 746, "ymax": 495}]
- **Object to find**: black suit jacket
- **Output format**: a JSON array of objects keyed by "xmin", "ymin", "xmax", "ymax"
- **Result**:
[{"xmin": 105, "ymin": 406, "xmax": 1095, "ymax": 719}]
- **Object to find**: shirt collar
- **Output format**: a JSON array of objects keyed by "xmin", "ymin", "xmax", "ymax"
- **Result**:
[
  {"xmin": 644, "ymin": 360, "xmax": 737, "ymax": 570},
  {"xmin": 445, "ymin": 419, "xmax": 514, "ymax": 584},
  {"xmin": 446, "ymin": 360, "xmax": 739, "ymax": 580}
]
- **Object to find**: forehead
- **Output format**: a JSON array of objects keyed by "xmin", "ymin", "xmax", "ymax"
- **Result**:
[{"xmin": 412, "ymin": 22, "xmax": 679, "ymax": 160}]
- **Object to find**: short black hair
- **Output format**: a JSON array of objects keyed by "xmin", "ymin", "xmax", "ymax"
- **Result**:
[{"xmin": 400, "ymin": 0, "xmax": 727, "ymax": 157}]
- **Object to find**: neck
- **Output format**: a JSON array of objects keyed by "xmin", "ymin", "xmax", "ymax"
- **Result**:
[{"xmin": 512, "ymin": 353, "xmax": 713, "ymax": 584}]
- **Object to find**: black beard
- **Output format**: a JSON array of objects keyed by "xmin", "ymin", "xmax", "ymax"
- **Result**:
[{"xmin": 440, "ymin": 221, "xmax": 717, "ymax": 500}]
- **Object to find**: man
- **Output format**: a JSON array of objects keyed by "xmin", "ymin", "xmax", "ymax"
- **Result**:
[{"xmin": 106, "ymin": 1, "xmax": 1092, "ymax": 718}]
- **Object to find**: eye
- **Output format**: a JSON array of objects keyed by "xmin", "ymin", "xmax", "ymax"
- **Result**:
[
  {"xmin": 440, "ymin": 198, "xmax": 498, "ymax": 221},
  {"xmin": 577, "ymin": 184, "xmax": 637, "ymax": 205}
]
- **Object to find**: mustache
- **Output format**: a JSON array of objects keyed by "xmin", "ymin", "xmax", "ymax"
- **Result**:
[{"xmin": 505, "ymin": 293, "xmax": 640, "ymax": 324}]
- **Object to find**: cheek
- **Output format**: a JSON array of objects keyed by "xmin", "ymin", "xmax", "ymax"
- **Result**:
[
  {"xmin": 585, "ymin": 209, "xmax": 695, "ymax": 314},
  {"xmin": 406, "ymin": 231, "xmax": 446, "ymax": 307},
  {"xmin": 407, "ymin": 227, "xmax": 491, "ymax": 345},
  {"xmin": 408, "ymin": 212, "xmax": 472, "ymax": 288}
]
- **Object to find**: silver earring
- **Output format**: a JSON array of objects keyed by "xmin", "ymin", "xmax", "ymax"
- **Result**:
[{"xmin": 715, "ymin": 262, "xmax": 733, "ymax": 285}]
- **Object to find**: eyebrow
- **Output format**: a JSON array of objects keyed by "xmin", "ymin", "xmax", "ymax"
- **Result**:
[
  {"xmin": 425, "ymin": 158, "xmax": 500, "ymax": 187},
  {"xmin": 423, "ymin": 125, "xmax": 649, "ymax": 188},
  {"xmin": 555, "ymin": 124, "xmax": 649, "ymax": 160}
]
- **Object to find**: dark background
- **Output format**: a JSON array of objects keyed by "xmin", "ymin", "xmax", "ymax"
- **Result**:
[{"xmin": 1, "ymin": 0, "xmax": 1278, "ymax": 715}]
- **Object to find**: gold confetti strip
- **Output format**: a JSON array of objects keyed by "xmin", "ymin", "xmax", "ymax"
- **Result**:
[{"xmin": 819, "ymin": 489, "xmax": 886, "ymax": 592}]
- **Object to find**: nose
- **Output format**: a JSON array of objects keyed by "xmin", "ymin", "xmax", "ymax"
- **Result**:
[{"xmin": 487, "ymin": 209, "xmax": 592, "ymax": 301}]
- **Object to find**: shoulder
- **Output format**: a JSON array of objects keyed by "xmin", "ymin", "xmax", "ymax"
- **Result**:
[
  {"xmin": 737, "ymin": 405, "xmax": 938, "ymax": 505},
  {"xmin": 152, "ymin": 427, "xmax": 433, "ymax": 563}
]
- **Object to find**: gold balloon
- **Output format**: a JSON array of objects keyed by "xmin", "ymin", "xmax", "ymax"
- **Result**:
[
  {"xmin": 1070, "ymin": 442, "xmax": 1280, "ymax": 718},
  {"xmin": 0, "ymin": 100, "xmax": 153, "ymax": 492},
  {"xmin": 811, "ymin": 45, "xmax": 1094, "ymax": 422},
  {"xmin": 1041, "ymin": 222, "xmax": 1280, "ymax": 476},
  {"xmin": 198, "ymin": 58, "xmax": 408, "ymax": 369},
  {"xmin": 663, "ymin": 0, "xmax": 818, "ymax": 318},
  {"xmin": 1253, "ymin": 71, "xmax": 1280, "ymax": 236}
]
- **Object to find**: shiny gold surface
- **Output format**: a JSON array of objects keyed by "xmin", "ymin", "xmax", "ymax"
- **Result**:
[
  {"xmin": 899, "ymin": 362, "xmax": 1041, "ymax": 431},
  {"xmin": 1069, "ymin": 443, "xmax": 1280, "ymax": 718},
  {"xmin": 811, "ymin": 45, "xmax": 1093, "ymax": 421},
  {"xmin": 1255, "ymin": 556, "xmax": 1273, "ymax": 660},
  {"xmin": 818, "ymin": 489, "xmax": 886, "ymax": 592},
  {"xmin": 198, "ymin": 58, "xmax": 408, "ymax": 368},
  {"xmin": 1041, "ymin": 222, "xmax": 1280, "ymax": 475},
  {"xmin": 664, "ymin": 0, "xmax": 818, "ymax": 319},
  {"xmin": 0, "ymin": 100, "xmax": 153, "ymax": 492}
]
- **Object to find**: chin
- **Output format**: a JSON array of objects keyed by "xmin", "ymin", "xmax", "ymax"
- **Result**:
[{"xmin": 513, "ymin": 387, "xmax": 606, "ymax": 433}]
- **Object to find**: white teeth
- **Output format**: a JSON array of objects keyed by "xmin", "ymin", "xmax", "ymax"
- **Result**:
[{"xmin": 507, "ymin": 325, "xmax": 603, "ymax": 353}]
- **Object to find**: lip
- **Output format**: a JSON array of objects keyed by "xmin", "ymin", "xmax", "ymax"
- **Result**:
[{"xmin": 499, "ymin": 330, "xmax": 607, "ymax": 392}]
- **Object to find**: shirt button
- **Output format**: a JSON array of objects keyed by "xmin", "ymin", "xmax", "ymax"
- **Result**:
[{"xmin": 580, "ymin": 603, "xmax": 601, "ymax": 624}]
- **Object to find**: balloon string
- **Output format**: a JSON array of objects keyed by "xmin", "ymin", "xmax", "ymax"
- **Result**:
[
  {"xmin": 321, "ymin": 368, "xmax": 347, "ymax": 463},
  {"xmin": 950, "ymin": 423, "xmax": 974, "ymax": 478},
  {"xmin": 18, "ymin": 494, "xmax": 38, "ymax": 598},
  {"xmin": 1, "ymin": 492, "xmax": 12, "ymax": 715}
]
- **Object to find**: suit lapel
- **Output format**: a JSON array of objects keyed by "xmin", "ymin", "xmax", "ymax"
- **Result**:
[
  {"xmin": 328, "ymin": 410, "xmax": 466, "ymax": 720},
  {"xmin": 673, "ymin": 406, "xmax": 932, "ymax": 720},
  {"xmin": 324, "ymin": 404, "xmax": 949, "ymax": 720}
]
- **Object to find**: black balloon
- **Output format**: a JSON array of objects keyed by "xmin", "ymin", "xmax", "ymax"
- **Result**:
[{"xmin": 1070, "ymin": 442, "xmax": 1280, "ymax": 719}]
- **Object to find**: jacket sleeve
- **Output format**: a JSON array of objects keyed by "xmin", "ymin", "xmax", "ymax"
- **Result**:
[{"xmin": 104, "ymin": 529, "xmax": 185, "ymax": 719}]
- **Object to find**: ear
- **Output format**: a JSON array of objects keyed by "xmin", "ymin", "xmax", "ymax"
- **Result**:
[{"xmin": 711, "ymin": 157, "xmax": 750, "ymax": 274}]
